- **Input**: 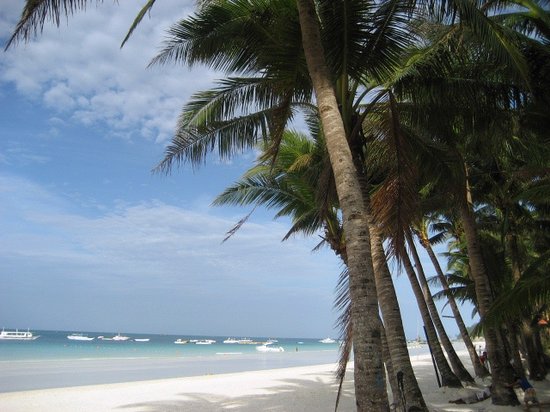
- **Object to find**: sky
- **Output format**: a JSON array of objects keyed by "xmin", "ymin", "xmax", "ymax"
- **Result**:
[{"xmin": 0, "ymin": 1, "xmax": 476, "ymax": 339}]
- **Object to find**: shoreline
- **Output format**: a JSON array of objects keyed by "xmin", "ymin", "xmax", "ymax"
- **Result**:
[
  {"xmin": 0, "ymin": 349, "xmax": 340, "ymax": 393},
  {"xmin": 1, "ymin": 350, "xmax": 548, "ymax": 411}
]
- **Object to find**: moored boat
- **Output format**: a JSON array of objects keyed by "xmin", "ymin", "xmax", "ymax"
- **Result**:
[
  {"xmin": 112, "ymin": 334, "xmax": 130, "ymax": 341},
  {"xmin": 256, "ymin": 343, "xmax": 284, "ymax": 353},
  {"xmin": 223, "ymin": 338, "xmax": 239, "ymax": 344},
  {"xmin": 195, "ymin": 339, "xmax": 216, "ymax": 345},
  {"xmin": 174, "ymin": 339, "xmax": 188, "ymax": 344},
  {"xmin": 134, "ymin": 338, "xmax": 150, "ymax": 342},
  {"xmin": 319, "ymin": 337, "xmax": 336, "ymax": 344},
  {"xmin": 0, "ymin": 328, "xmax": 39, "ymax": 340},
  {"xmin": 67, "ymin": 333, "xmax": 94, "ymax": 341}
]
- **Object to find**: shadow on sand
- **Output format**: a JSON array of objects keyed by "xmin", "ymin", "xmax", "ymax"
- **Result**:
[{"xmin": 117, "ymin": 370, "xmax": 355, "ymax": 412}]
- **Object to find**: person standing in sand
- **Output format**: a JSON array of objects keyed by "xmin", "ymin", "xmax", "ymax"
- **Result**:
[{"xmin": 508, "ymin": 376, "xmax": 540, "ymax": 410}]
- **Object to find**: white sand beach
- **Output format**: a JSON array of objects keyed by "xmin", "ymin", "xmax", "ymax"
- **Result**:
[{"xmin": 1, "ymin": 352, "xmax": 548, "ymax": 411}]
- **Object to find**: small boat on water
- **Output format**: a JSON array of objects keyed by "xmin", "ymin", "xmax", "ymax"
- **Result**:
[
  {"xmin": 98, "ymin": 334, "xmax": 129, "ymax": 341},
  {"xmin": 134, "ymin": 338, "xmax": 150, "ymax": 342},
  {"xmin": 319, "ymin": 337, "xmax": 336, "ymax": 344},
  {"xmin": 67, "ymin": 333, "xmax": 94, "ymax": 341},
  {"xmin": 256, "ymin": 343, "xmax": 284, "ymax": 353},
  {"xmin": 112, "ymin": 334, "xmax": 130, "ymax": 341},
  {"xmin": 195, "ymin": 339, "xmax": 216, "ymax": 345},
  {"xmin": 174, "ymin": 339, "xmax": 188, "ymax": 345},
  {"xmin": 0, "ymin": 328, "xmax": 39, "ymax": 340},
  {"xmin": 223, "ymin": 338, "xmax": 239, "ymax": 344}
]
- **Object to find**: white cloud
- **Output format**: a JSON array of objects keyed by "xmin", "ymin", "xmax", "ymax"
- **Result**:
[
  {"xmin": 1, "ymin": 0, "xmax": 217, "ymax": 143},
  {"xmin": 0, "ymin": 173, "xmax": 341, "ymax": 335},
  {"xmin": 0, "ymin": 174, "xmax": 338, "ymax": 291}
]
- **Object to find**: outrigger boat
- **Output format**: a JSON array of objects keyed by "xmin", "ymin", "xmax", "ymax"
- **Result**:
[{"xmin": 0, "ymin": 328, "xmax": 39, "ymax": 340}]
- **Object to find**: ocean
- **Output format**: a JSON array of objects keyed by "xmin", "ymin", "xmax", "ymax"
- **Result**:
[
  {"xmin": 0, "ymin": 330, "xmax": 342, "ymax": 392},
  {"xmin": 0, "ymin": 330, "xmax": 433, "ymax": 393}
]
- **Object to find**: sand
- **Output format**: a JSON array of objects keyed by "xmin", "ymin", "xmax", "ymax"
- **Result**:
[{"xmin": 1, "ymin": 352, "xmax": 548, "ymax": 411}]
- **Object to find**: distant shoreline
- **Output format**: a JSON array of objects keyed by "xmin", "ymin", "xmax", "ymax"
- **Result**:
[{"xmin": 0, "ymin": 349, "xmax": 341, "ymax": 393}]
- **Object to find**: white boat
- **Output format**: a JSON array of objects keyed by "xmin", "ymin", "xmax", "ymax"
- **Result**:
[
  {"xmin": 237, "ymin": 338, "xmax": 253, "ymax": 344},
  {"xmin": 256, "ymin": 344, "xmax": 284, "ymax": 353},
  {"xmin": 112, "ymin": 334, "xmax": 130, "ymax": 341},
  {"xmin": 223, "ymin": 338, "xmax": 239, "ymax": 344},
  {"xmin": 67, "ymin": 333, "xmax": 94, "ymax": 341},
  {"xmin": 174, "ymin": 339, "xmax": 188, "ymax": 344},
  {"xmin": 134, "ymin": 338, "xmax": 150, "ymax": 342},
  {"xmin": 97, "ymin": 336, "xmax": 112, "ymax": 341},
  {"xmin": 266, "ymin": 338, "xmax": 278, "ymax": 343},
  {"xmin": 319, "ymin": 337, "xmax": 336, "ymax": 344},
  {"xmin": 195, "ymin": 339, "xmax": 216, "ymax": 345},
  {"xmin": 0, "ymin": 328, "xmax": 39, "ymax": 340}
]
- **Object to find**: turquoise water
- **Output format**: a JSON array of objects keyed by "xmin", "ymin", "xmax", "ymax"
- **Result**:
[
  {"xmin": 0, "ymin": 330, "xmax": 344, "ymax": 392},
  {"xmin": 0, "ymin": 330, "xmax": 338, "ymax": 361}
]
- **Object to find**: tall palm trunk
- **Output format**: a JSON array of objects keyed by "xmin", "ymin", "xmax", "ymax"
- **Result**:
[
  {"xmin": 417, "ymin": 231, "xmax": 489, "ymax": 378},
  {"xmin": 507, "ymin": 232, "xmax": 547, "ymax": 380},
  {"xmin": 406, "ymin": 232, "xmax": 474, "ymax": 383},
  {"xmin": 297, "ymin": 1, "xmax": 388, "ymax": 410},
  {"xmin": 402, "ymin": 248, "xmax": 462, "ymax": 387},
  {"xmin": 458, "ymin": 163, "xmax": 519, "ymax": 405},
  {"xmin": 369, "ymin": 218, "xmax": 427, "ymax": 410}
]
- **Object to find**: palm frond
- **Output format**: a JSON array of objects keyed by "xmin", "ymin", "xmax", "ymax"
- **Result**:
[
  {"xmin": 6, "ymin": 0, "xmax": 93, "ymax": 50},
  {"xmin": 367, "ymin": 92, "xmax": 419, "ymax": 261},
  {"xmin": 333, "ymin": 265, "xmax": 351, "ymax": 412},
  {"xmin": 483, "ymin": 250, "xmax": 550, "ymax": 326},
  {"xmin": 120, "ymin": 0, "xmax": 157, "ymax": 48}
]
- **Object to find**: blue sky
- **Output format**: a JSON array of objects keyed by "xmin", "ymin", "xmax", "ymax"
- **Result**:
[{"xmin": 0, "ymin": 1, "xmax": 474, "ymax": 339}]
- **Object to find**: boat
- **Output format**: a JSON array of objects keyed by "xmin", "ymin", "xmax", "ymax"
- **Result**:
[
  {"xmin": 256, "ymin": 343, "xmax": 284, "ymax": 353},
  {"xmin": 223, "ymin": 338, "xmax": 239, "ymax": 344},
  {"xmin": 67, "ymin": 333, "xmax": 94, "ymax": 341},
  {"xmin": 97, "ymin": 336, "xmax": 112, "ymax": 341},
  {"xmin": 266, "ymin": 338, "xmax": 278, "ymax": 343},
  {"xmin": 112, "ymin": 334, "xmax": 130, "ymax": 341},
  {"xmin": 237, "ymin": 338, "xmax": 253, "ymax": 344},
  {"xmin": 0, "ymin": 328, "xmax": 39, "ymax": 340},
  {"xmin": 174, "ymin": 339, "xmax": 188, "ymax": 344},
  {"xmin": 195, "ymin": 339, "xmax": 216, "ymax": 345},
  {"xmin": 319, "ymin": 337, "xmax": 336, "ymax": 344},
  {"xmin": 134, "ymin": 338, "xmax": 150, "ymax": 342}
]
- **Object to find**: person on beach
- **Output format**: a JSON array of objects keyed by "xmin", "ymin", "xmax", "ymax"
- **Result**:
[
  {"xmin": 449, "ymin": 387, "xmax": 491, "ymax": 404},
  {"xmin": 480, "ymin": 351, "xmax": 490, "ymax": 372},
  {"xmin": 508, "ymin": 376, "xmax": 540, "ymax": 409}
]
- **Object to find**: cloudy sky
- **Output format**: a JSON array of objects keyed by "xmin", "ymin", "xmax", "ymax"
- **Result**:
[{"xmin": 0, "ymin": 1, "xmax": 474, "ymax": 339}]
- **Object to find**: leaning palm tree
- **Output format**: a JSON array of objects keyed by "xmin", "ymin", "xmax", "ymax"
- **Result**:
[
  {"xmin": 215, "ymin": 125, "xmax": 428, "ymax": 409},
  {"xmin": 406, "ymin": 230, "xmax": 475, "ymax": 383},
  {"xmin": 388, "ymin": 2, "xmax": 550, "ymax": 401},
  {"xmin": 414, "ymin": 217, "xmax": 489, "ymax": 377}
]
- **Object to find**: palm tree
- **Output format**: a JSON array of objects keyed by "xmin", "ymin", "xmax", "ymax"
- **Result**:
[
  {"xmin": 401, "ymin": 243, "xmax": 462, "ymax": 387},
  {"xmin": 216, "ymin": 126, "xmax": 428, "ymax": 410},
  {"xmin": 406, "ymin": 230, "xmax": 475, "ymax": 383},
  {"xmin": 414, "ymin": 217, "xmax": 489, "ymax": 378},
  {"xmin": 387, "ymin": 2, "xmax": 549, "ymax": 401}
]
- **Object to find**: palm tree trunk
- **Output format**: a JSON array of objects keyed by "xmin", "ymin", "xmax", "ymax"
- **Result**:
[
  {"xmin": 406, "ymin": 232, "xmax": 474, "ymax": 383},
  {"xmin": 381, "ymin": 328, "xmax": 400, "ymax": 408},
  {"xmin": 417, "ymin": 232, "xmax": 489, "ymax": 378},
  {"xmin": 402, "ymin": 248, "xmax": 462, "ymax": 387},
  {"xmin": 507, "ymin": 232, "xmax": 547, "ymax": 380},
  {"xmin": 458, "ymin": 165, "xmax": 519, "ymax": 405},
  {"xmin": 296, "ymin": 1, "xmax": 388, "ymax": 410},
  {"xmin": 369, "ymin": 219, "xmax": 428, "ymax": 410}
]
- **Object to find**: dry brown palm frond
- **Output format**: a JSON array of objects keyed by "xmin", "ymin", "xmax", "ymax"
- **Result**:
[{"xmin": 367, "ymin": 91, "xmax": 419, "ymax": 262}]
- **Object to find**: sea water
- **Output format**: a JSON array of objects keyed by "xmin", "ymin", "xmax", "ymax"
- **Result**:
[
  {"xmin": 0, "ymin": 330, "xmax": 336, "ymax": 361},
  {"xmin": 0, "ymin": 330, "xmax": 344, "ymax": 392},
  {"xmin": 0, "ymin": 330, "xmax": 435, "ymax": 392}
]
